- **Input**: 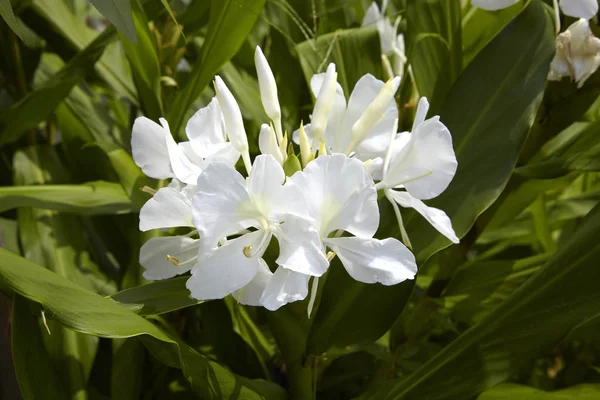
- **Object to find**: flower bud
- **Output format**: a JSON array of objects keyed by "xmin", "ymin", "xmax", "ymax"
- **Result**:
[
  {"xmin": 255, "ymin": 46, "xmax": 283, "ymax": 143},
  {"xmin": 311, "ymin": 63, "xmax": 337, "ymax": 152},
  {"xmin": 299, "ymin": 121, "xmax": 312, "ymax": 167},
  {"xmin": 214, "ymin": 76, "xmax": 248, "ymax": 154},
  {"xmin": 258, "ymin": 123, "xmax": 284, "ymax": 165}
]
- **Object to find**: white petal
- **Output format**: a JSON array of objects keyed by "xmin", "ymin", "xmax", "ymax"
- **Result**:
[
  {"xmin": 560, "ymin": 0, "xmax": 598, "ymax": 19},
  {"xmin": 139, "ymin": 187, "xmax": 193, "ymax": 231},
  {"xmin": 140, "ymin": 236, "xmax": 199, "ymax": 280},
  {"xmin": 258, "ymin": 124, "xmax": 283, "ymax": 164},
  {"xmin": 186, "ymin": 97, "xmax": 227, "ymax": 146},
  {"xmin": 361, "ymin": 2, "xmax": 381, "ymax": 29},
  {"xmin": 214, "ymin": 75, "xmax": 249, "ymax": 153},
  {"xmin": 192, "ymin": 163, "xmax": 256, "ymax": 251},
  {"xmin": 287, "ymin": 154, "xmax": 379, "ymax": 238},
  {"xmin": 186, "ymin": 232, "xmax": 262, "ymax": 300},
  {"xmin": 412, "ymin": 97, "xmax": 430, "ymax": 131},
  {"xmin": 201, "ymin": 142, "xmax": 241, "ymax": 167},
  {"xmin": 233, "ymin": 258, "xmax": 273, "ymax": 306},
  {"xmin": 389, "ymin": 190, "xmax": 459, "ymax": 243},
  {"xmin": 131, "ymin": 117, "xmax": 173, "ymax": 179},
  {"xmin": 260, "ymin": 268, "xmax": 310, "ymax": 311},
  {"xmin": 385, "ymin": 116, "xmax": 457, "ymax": 200},
  {"xmin": 324, "ymin": 236, "xmax": 417, "ymax": 285},
  {"xmin": 471, "ymin": 0, "xmax": 521, "ymax": 11},
  {"xmin": 275, "ymin": 214, "xmax": 329, "ymax": 277},
  {"xmin": 311, "ymin": 64, "xmax": 339, "ymax": 150},
  {"xmin": 161, "ymin": 118, "xmax": 203, "ymax": 185},
  {"xmin": 310, "ymin": 74, "xmax": 347, "ymax": 153}
]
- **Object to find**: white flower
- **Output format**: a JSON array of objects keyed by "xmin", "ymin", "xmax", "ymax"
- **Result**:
[
  {"xmin": 131, "ymin": 98, "xmax": 240, "ymax": 185},
  {"xmin": 188, "ymin": 155, "xmax": 327, "ymax": 306},
  {"xmin": 548, "ymin": 19, "xmax": 600, "ymax": 88},
  {"xmin": 471, "ymin": 0, "xmax": 521, "ymax": 11},
  {"xmin": 560, "ymin": 0, "xmax": 598, "ymax": 19},
  {"xmin": 376, "ymin": 97, "xmax": 459, "ymax": 245},
  {"xmin": 294, "ymin": 73, "xmax": 399, "ymax": 165}
]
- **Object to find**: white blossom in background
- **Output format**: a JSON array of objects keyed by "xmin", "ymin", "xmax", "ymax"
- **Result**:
[
  {"xmin": 472, "ymin": 0, "xmax": 597, "ymax": 19},
  {"xmin": 548, "ymin": 19, "xmax": 600, "ymax": 88},
  {"xmin": 132, "ymin": 45, "xmax": 458, "ymax": 312},
  {"xmin": 375, "ymin": 97, "xmax": 459, "ymax": 247},
  {"xmin": 362, "ymin": 1, "xmax": 407, "ymax": 76}
]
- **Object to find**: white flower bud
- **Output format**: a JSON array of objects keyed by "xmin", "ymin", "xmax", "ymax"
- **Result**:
[
  {"xmin": 255, "ymin": 46, "xmax": 283, "ymax": 143},
  {"xmin": 258, "ymin": 124, "xmax": 284, "ymax": 165},
  {"xmin": 299, "ymin": 121, "xmax": 312, "ymax": 167}
]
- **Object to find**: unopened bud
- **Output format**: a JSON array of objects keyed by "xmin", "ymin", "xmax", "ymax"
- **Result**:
[
  {"xmin": 255, "ymin": 46, "xmax": 283, "ymax": 143},
  {"xmin": 214, "ymin": 76, "xmax": 248, "ymax": 154},
  {"xmin": 299, "ymin": 121, "xmax": 312, "ymax": 167},
  {"xmin": 258, "ymin": 124, "xmax": 283, "ymax": 165},
  {"xmin": 311, "ymin": 63, "xmax": 337, "ymax": 152}
]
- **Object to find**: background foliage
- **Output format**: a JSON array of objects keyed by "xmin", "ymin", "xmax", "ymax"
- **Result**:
[{"xmin": 1, "ymin": 0, "xmax": 600, "ymax": 399}]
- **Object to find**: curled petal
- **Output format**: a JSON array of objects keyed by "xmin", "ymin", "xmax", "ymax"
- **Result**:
[
  {"xmin": 260, "ymin": 268, "xmax": 310, "ymax": 311},
  {"xmin": 139, "ymin": 187, "xmax": 193, "ymax": 231},
  {"xmin": 131, "ymin": 117, "xmax": 173, "ymax": 179},
  {"xmin": 140, "ymin": 236, "xmax": 199, "ymax": 280},
  {"xmin": 186, "ymin": 97, "xmax": 227, "ymax": 146},
  {"xmin": 233, "ymin": 258, "xmax": 273, "ymax": 306},
  {"xmin": 324, "ymin": 236, "xmax": 417, "ymax": 285}
]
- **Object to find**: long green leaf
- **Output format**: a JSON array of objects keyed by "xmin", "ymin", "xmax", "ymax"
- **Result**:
[
  {"xmin": 167, "ymin": 0, "xmax": 266, "ymax": 135},
  {"xmin": 478, "ymin": 383, "xmax": 600, "ymax": 399},
  {"xmin": 360, "ymin": 202, "xmax": 600, "ymax": 399},
  {"xmin": 0, "ymin": 0, "xmax": 22, "ymax": 39},
  {"xmin": 0, "ymin": 182, "xmax": 132, "ymax": 214},
  {"xmin": 0, "ymin": 248, "xmax": 286, "ymax": 399},
  {"xmin": 89, "ymin": 0, "xmax": 137, "ymax": 43}
]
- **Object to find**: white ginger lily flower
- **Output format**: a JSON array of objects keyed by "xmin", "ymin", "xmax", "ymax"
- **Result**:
[
  {"xmin": 548, "ymin": 18, "xmax": 600, "ymax": 88},
  {"xmin": 294, "ymin": 73, "xmax": 400, "ymax": 169},
  {"xmin": 376, "ymin": 97, "xmax": 459, "ymax": 246},
  {"xmin": 131, "ymin": 97, "xmax": 240, "ymax": 185},
  {"xmin": 262, "ymin": 155, "xmax": 417, "ymax": 312},
  {"xmin": 472, "ymin": 0, "xmax": 597, "ymax": 19},
  {"xmin": 189, "ymin": 155, "xmax": 327, "ymax": 306}
]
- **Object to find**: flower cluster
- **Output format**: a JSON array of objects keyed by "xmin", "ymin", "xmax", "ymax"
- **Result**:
[{"xmin": 131, "ymin": 45, "xmax": 458, "ymax": 312}]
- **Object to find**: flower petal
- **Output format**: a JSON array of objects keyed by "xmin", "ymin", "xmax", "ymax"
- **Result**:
[
  {"xmin": 560, "ymin": 0, "xmax": 598, "ymax": 19},
  {"xmin": 139, "ymin": 187, "xmax": 193, "ymax": 231},
  {"xmin": 131, "ymin": 117, "xmax": 173, "ymax": 179},
  {"xmin": 471, "ymin": 0, "xmax": 521, "ymax": 11},
  {"xmin": 186, "ymin": 97, "xmax": 227, "ymax": 146},
  {"xmin": 275, "ymin": 214, "xmax": 329, "ymax": 277},
  {"xmin": 214, "ymin": 75, "xmax": 249, "ymax": 154},
  {"xmin": 288, "ymin": 154, "xmax": 379, "ymax": 238},
  {"xmin": 385, "ymin": 116, "xmax": 457, "ymax": 200},
  {"xmin": 260, "ymin": 268, "xmax": 310, "ymax": 311},
  {"xmin": 193, "ymin": 163, "xmax": 256, "ymax": 251},
  {"xmin": 324, "ymin": 236, "xmax": 417, "ymax": 285},
  {"xmin": 233, "ymin": 258, "xmax": 273, "ymax": 306},
  {"xmin": 389, "ymin": 190, "xmax": 459, "ymax": 243},
  {"xmin": 186, "ymin": 232, "xmax": 262, "ymax": 300},
  {"xmin": 160, "ymin": 118, "xmax": 203, "ymax": 185},
  {"xmin": 140, "ymin": 236, "xmax": 199, "ymax": 280},
  {"xmin": 258, "ymin": 124, "xmax": 283, "ymax": 164},
  {"xmin": 310, "ymin": 73, "xmax": 347, "ymax": 153}
]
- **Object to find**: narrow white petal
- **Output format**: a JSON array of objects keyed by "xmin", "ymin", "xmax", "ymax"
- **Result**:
[
  {"xmin": 185, "ymin": 97, "xmax": 227, "ymax": 146},
  {"xmin": 560, "ymin": 0, "xmax": 598, "ymax": 19},
  {"xmin": 131, "ymin": 117, "xmax": 173, "ymax": 179},
  {"xmin": 471, "ymin": 0, "xmax": 521, "ymax": 11},
  {"xmin": 233, "ymin": 258, "xmax": 273, "ymax": 306},
  {"xmin": 311, "ymin": 64, "xmax": 338, "ymax": 150},
  {"xmin": 214, "ymin": 76, "xmax": 249, "ymax": 154},
  {"xmin": 186, "ymin": 232, "xmax": 262, "ymax": 300},
  {"xmin": 287, "ymin": 154, "xmax": 379, "ymax": 238},
  {"xmin": 192, "ymin": 163, "xmax": 256, "ymax": 251},
  {"xmin": 258, "ymin": 124, "xmax": 284, "ymax": 164},
  {"xmin": 389, "ymin": 190, "xmax": 459, "ymax": 243},
  {"xmin": 139, "ymin": 187, "xmax": 193, "ymax": 231},
  {"xmin": 324, "ymin": 236, "xmax": 416, "ymax": 285},
  {"xmin": 140, "ymin": 236, "xmax": 199, "ymax": 280},
  {"xmin": 309, "ymin": 74, "xmax": 347, "ymax": 153},
  {"xmin": 412, "ymin": 97, "xmax": 430, "ymax": 131},
  {"xmin": 275, "ymin": 214, "xmax": 329, "ymax": 277},
  {"xmin": 260, "ymin": 268, "xmax": 310, "ymax": 311},
  {"xmin": 161, "ymin": 118, "xmax": 203, "ymax": 185}
]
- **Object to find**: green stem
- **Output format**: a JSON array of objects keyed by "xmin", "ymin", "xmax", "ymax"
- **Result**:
[{"xmin": 287, "ymin": 361, "xmax": 314, "ymax": 400}]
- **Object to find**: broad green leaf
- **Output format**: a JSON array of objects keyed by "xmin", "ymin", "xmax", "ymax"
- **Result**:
[
  {"xmin": 0, "ymin": 0, "xmax": 22, "ymax": 39},
  {"xmin": 478, "ymin": 383, "xmax": 600, "ymax": 399},
  {"xmin": 0, "ymin": 182, "xmax": 132, "ymax": 215},
  {"xmin": 30, "ymin": 0, "xmax": 137, "ymax": 102},
  {"xmin": 0, "ymin": 27, "xmax": 117, "ymax": 146},
  {"xmin": 119, "ymin": 0, "xmax": 163, "ymax": 120},
  {"xmin": 167, "ymin": 0, "xmax": 267, "ymax": 135},
  {"xmin": 406, "ymin": 0, "xmax": 462, "ymax": 110},
  {"xmin": 89, "ymin": 0, "xmax": 137, "ymax": 43},
  {"xmin": 110, "ymin": 277, "xmax": 201, "ymax": 316},
  {"xmin": 12, "ymin": 295, "xmax": 69, "ymax": 400},
  {"xmin": 516, "ymin": 121, "xmax": 600, "ymax": 179},
  {"xmin": 296, "ymin": 27, "xmax": 384, "ymax": 96},
  {"xmin": 0, "ymin": 248, "xmax": 286, "ymax": 399},
  {"xmin": 404, "ymin": 0, "xmax": 555, "ymax": 263},
  {"xmin": 360, "ymin": 202, "xmax": 600, "ymax": 400},
  {"xmin": 0, "ymin": 217, "xmax": 19, "ymax": 254}
]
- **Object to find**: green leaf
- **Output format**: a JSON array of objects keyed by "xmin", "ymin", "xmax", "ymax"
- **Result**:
[
  {"xmin": 404, "ymin": 0, "xmax": 556, "ymax": 263},
  {"xmin": 110, "ymin": 277, "xmax": 201, "ymax": 316},
  {"xmin": 167, "ymin": 0, "xmax": 267, "ymax": 135},
  {"xmin": 296, "ymin": 27, "xmax": 384, "ymax": 96},
  {"xmin": 0, "ymin": 248, "xmax": 286, "ymax": 399},
  {"xmin": 111, "ymin": 338, "xmax": 145, "ymax": 400},
  {"xmin": 0, "ymin": 181, "xmax": 132, "ymax": 215},
  {"xmin": 0, "ymin": 0, "xmax": 22, "ymax": 39},
  {"xmin": 0, "ymin": 28, "xmax": 117, "ymax": 146},
  {"xmin": 360, "ymin": 202, "xmax": 600, "ymax": 400},
  {"xmin": 406, "ymin": 0, "xmax": 462, "ymax": 110},
  {"xmin": 12, "ymin": 295, "xmax": 69, "ymax": 400},
  {"xmin": 89, "ymin": 0, "xmax": 137, "ymax": 43},
  {"xmin": 477, "ymin": 383, "xmax": 600, "ymax": 399}
]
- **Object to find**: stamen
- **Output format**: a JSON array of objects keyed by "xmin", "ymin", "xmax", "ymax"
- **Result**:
[
  {"xmin": 307, "ymin": 277, "xmax": 319, "ymax": 318},
  {"xmin": 385, "ymin": 191, "xmax": 412, "ymax": 249},
  {"xmin": 384, "ymin": 170, "xmax": 433, "ymax": 190},
  {"xmin": 382, "ymin": 118, "xmax": 399, "ymax": 179},
  {"xmin": 242, "ymin": 231, "xmax": 272, "ymax": 258},
  {"xmin": 141, "ymin": 186, "xmax": 157, "ymax": 195},
  {"xmin": 166, "ymin": 254, "xmax": 197, "ymax": 266}
]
